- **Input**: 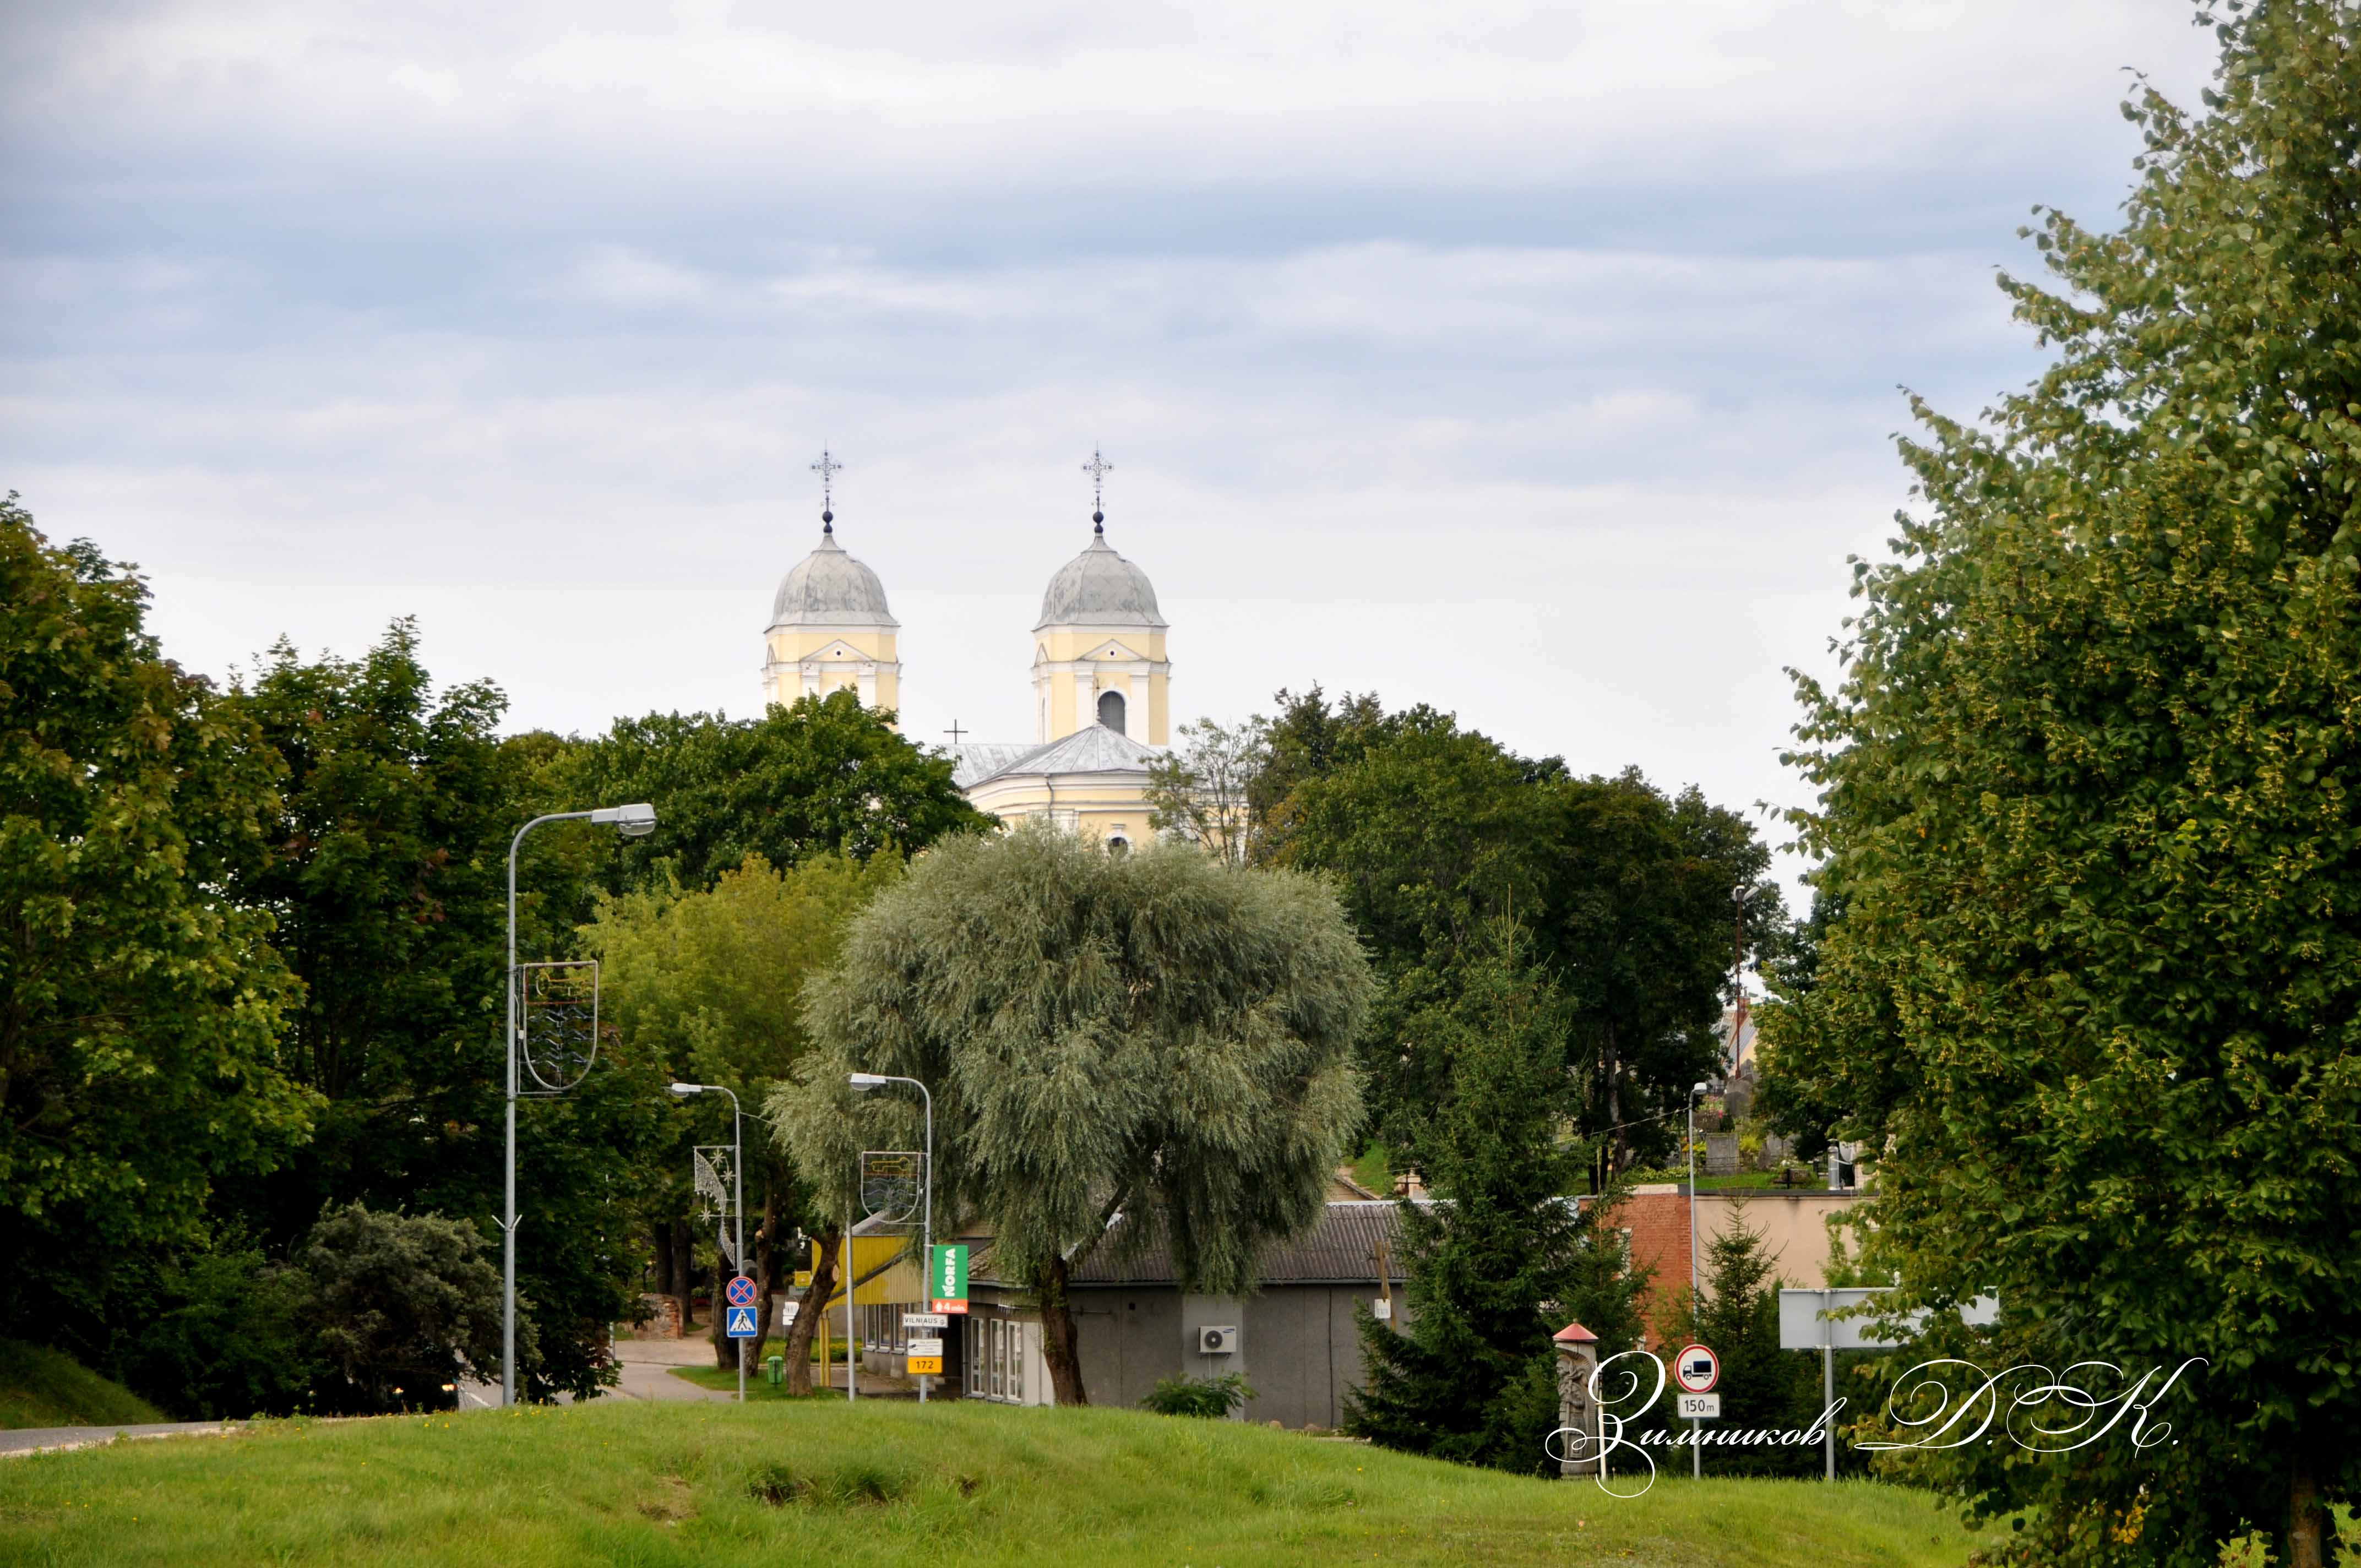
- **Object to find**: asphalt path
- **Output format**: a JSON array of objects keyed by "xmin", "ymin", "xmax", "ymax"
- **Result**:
[{"xmin": 0, "ymin": 1422, "xmax": 244, "ymax": 1457}]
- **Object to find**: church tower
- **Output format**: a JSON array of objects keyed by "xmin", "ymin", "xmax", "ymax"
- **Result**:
[
  {"xmin": 1029, "ymin": 456, "xmax": 1170, "ymax": 744},
  {"xmin": 760, "ymin": 451, "xmax": 902, "ymax": 718}
]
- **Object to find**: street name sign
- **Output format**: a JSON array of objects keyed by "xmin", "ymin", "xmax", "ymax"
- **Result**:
[
  {"xmin": 904, "ymin": 1312, "xmax": 950, "ymax": 1330},
  {"xmin": 725, "ymin": 1305, "xmax": 758, "ymax": 1339}
]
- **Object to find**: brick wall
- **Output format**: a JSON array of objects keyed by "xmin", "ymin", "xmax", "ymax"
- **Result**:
[
  {"xmin": 1594, "ymin": 1188, "xmax": 1863, "ymax": 1344},
  {"xmin": 1598, "ymin": 1188, "xmax": 1693, "ymax": 1343}
]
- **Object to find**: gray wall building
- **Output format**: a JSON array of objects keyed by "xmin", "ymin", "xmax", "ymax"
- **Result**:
[{"xmin": 963, "ymin": 1200, "xmax": 1410, "ymax": 1428}]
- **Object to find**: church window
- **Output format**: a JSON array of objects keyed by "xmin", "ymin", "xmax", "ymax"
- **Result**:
[{"xmin": 1098, "ymin": 690, "xmax": 1126, "ymax": 731}]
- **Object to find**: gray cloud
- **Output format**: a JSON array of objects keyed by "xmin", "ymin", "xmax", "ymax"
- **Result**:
[{"xmin": 1, "ymin": 0, "xmax": 2224, "ymax": 904}]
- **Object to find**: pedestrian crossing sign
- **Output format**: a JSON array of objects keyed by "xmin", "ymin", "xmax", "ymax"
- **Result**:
[{"xmin": 726, "ymin": 1305, "xmax": 758, "ymax": 1338}]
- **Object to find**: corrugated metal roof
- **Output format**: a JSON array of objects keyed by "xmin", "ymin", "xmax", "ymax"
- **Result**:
[{"xmin": 973, "ymin": 1201, "xmax": 1411, "ymax": 1289}]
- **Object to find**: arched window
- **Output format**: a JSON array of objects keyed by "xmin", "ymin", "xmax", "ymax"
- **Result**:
[
  {"xmin": 1106, "ymin": 835, "xmax": 1130, "ymax": 857},
  {"xmin": 1098, "ymin": 690, "xmax": 1127, "ymax": 732}
]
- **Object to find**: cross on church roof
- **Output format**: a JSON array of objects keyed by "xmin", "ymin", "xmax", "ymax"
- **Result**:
[
  {"xmin": 944, "ymin": 720, "xmax": 966, "ymax": 744},
  {"xmin": 810, "ymin": 447, "xmax": 844, "ymax": 530},
  {"xmin": 1081, "ymin": 447, "xmax": 1112, "ymax": 532}
]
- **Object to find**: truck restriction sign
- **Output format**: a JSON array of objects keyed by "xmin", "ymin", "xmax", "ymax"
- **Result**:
[{"xmin": 1673, "ymin": 1343, "xmax": 1720, "ymax": 1394}]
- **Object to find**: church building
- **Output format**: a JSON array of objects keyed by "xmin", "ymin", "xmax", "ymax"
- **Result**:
[{"xmin": 761, "ymin": 455, "xmax": 1171, "ymax": 852}]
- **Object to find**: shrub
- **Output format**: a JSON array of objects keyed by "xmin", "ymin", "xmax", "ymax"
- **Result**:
[{"xmin": 1140, "ymin": 1372, "xmax": 1253, "ymax": 1419}]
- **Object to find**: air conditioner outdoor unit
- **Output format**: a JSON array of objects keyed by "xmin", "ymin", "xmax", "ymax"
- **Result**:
[{"xmin": 1198, "ymin": 1325, "xmax": 1238, "ymax": 1355}]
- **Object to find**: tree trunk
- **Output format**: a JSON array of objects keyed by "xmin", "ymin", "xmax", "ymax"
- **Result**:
[
  {"xmin": 2288, "ymin": 1457, "xmax": 2324, "ymax": 1568},
  {"xmin": 1603, "ymin": 1022, "xmax": 1625, "ymax": 1173},
  {"xmin": 670, "ymin": 1218, "xmax": 695, "ymax": 1328},
  {"xmin": 749, "ymin": 1186, "xmax": 781, "ymax": 1368},
  {"xmin": 1038, "ymin": 1253, "xmax": 1088, "ymax": 1406},
  {"xmin": 650, "ymin": 1221, "xmax": 674, "ymax": 1333},
  {"xmin": 710, "ymin": 1253, "xmax": 736, "ymax": 1371},
  {"xmin": 784, "ymin": 1223, "xmax": 838, "ymax": 1397}
]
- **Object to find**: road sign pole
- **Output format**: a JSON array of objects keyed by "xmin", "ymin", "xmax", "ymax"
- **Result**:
[
  {"xmin": 846, "ymin": 1204, "xmax": 856, "ymax": 1404},
  {"xmin": 734, "ymin": 1094, "xmax": 744, "ymax": 1406},
  {"xmin": 1823, "ymin": 1288, "xmax": 1835, "ymax": 1482},
  {"xmin": 920, "ymin": 1083, "xmax": 931, "ymax": 1406}
]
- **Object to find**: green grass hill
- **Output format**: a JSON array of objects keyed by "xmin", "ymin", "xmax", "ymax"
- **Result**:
[
  {"xmin": 0, "ymin": 1339, "xmax": 167, "ymax": 1430},
  {"xmin": 0, "ymin": 1397, "xmax": 1985, "ymax": 1567}
]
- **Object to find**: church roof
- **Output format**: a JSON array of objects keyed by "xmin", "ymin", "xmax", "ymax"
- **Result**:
[
  {"xmin": 1036, "ymin": 529, "xmax": 1165, "ymax": 631},
  {"xmin": 771, "ymin": 528, "xmax": 898, "ymax": 629},
  {"xmin": 956, "ymin": 725, "xmax": 1167, "ymax": 788},
  {"xmin": 948, "ymin": 742, "xmax": 1038, "ymax": 789}
]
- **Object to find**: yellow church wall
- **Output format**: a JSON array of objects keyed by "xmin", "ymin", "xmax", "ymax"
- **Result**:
[
  {"xmin": 964, "ymin": 771, "xmax": 1156, "ymax": 849},
  {"xmin": 1032, "ymin": 626, "xmax": 1169, "ymax": 745},
  {"xmin": 763, "ymin": 626, "xmax": 901, "ymax": 720}
]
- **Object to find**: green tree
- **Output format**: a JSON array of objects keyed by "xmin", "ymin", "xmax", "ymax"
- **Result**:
[
  {"xmin": 1345, "ymin": 928, "xmax": 1645, "ymax": 1473},
  {"xmin": 119, "ymin": 1238, "xmax": 322, "ymax": 1420},
  {"xmin": 1546, "ymin": 771, "xmax": 1777, "ymax": 1169},
  {"xmin": 224, "ymin": 623, "xmax": 662, "ymax": 1401},
  {"xmin": 1268, "ymin": 695, "xmax": 1779, "ymax": 1170},
  {"xmin": 301, "ymin": 1202, "xmax": 512, "ymax": 1414},
  {"xmin": 556, "ymin": 692, "xmax": 989, "ymax": 894},
  {"xmin": 0, "ymin": 500, "xmax": 314, "ymax": 1358},
  {"xmin": 1144, "ymin": 715, "xmax": 1270, "ymax": 864},
  {"xmin": 586, "ymin": 851, "xmax": 903, "ymax": 1384},
  {"xmin": 771, "ymin": 825, "xmax": 1373, "ymax": 1403},
  {"xmin": 1775, "ymin": 6, "xmax": 2361, "ymax": 1560}
]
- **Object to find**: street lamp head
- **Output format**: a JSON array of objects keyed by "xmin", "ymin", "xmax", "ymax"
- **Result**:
[
  {"xmin": 1691, "ymin": 1081, "xmax": 1711, "ymax": 1097},
  {"xmin": 668, "ymin": 1082, "xmax": 705, "ymax": 1097},
  {"xmin": 591, "ymin": 803, "xmax": 658, "ymax": 839},
  {"xmin": 848, "ymin": 1072, "xmax": 890, "ymax": 1091}
]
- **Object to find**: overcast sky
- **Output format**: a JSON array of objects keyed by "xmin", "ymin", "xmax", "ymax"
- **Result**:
[{"xmin": 2, "ymin": 2, "xmax": 2221, "ymax": 903}]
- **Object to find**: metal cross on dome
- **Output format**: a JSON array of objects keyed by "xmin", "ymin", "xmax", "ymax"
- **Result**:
[
  {"xmin": 810, "ymin": 447, "xmax": 844, "ymax": 527},
  {"xmin": 1081, "ymin": 447, "xmax": 1112, "ymax": 529}
]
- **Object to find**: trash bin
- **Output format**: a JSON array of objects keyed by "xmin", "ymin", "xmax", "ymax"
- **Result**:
[{"xmin": 766, "ymin": 1354, "xmax": 784, "ymax": 1386}]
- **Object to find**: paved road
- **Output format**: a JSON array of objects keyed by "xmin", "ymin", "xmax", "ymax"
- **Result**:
[
  {"xmin": 0, "ymin": 1422, "xmax": 244, "ymax": 1457},
  {"xmin": 608, "ymin": 1334, "xmax": 739, "ymax": 1402},
  {"xmin": 453, "ymin": 1333, "xmax": 741, "ymax": 1408}
]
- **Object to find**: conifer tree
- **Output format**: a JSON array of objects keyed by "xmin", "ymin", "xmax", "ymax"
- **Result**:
[
  {"xmin": 1673, "ymin": 1214, "xmax": 1822, "ymax": 1478},
  {"xmin": 1345, "ymin": 929, "xmax": 1644, "ymax": 1473}
]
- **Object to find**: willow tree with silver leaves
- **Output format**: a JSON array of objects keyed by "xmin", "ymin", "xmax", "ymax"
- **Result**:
[{"xmin": 770, "ymin": 823, "xmax": 1372, "ymax": 1403}]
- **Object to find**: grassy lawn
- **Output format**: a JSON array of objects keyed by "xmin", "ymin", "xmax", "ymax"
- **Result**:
[
  {"xmin": 668, "ymin": 1364, "xmax": 851, "ymax": 1401},
  {"xmin": 0, "ymin": 1340, "xmax": 167, "ymax": 1430},
  {"xmin": 0, "ymin": 1398, "xmax": 1989, "ymax": 1567}
]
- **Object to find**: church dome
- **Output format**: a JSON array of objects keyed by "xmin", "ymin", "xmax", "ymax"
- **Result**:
[
  {"xmin": 770, "ymin": 528, "xmax": 898, "ymax": 629},
  {"xmin": 1036, "ymin": 529, "xmax": 1166, "ymax": 630}
]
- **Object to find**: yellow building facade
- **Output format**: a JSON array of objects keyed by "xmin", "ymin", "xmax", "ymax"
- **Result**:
[{"xmin": 763, "ymin": 507, "xmax": 1171, "ymax": 849}]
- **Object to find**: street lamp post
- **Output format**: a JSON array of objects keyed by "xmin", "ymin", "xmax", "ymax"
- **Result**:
[
  {"xmin": 503, "ymin": 803, "xmax": 655, "ymax": 1409},
  {"xmin": 671, "ymin": 1082, "xmax": 747, "ymax": 1403},
  {"xmin": 849, "ymin": 1072, "xmax": 932, "ymax": 1403},
  {"xmin": 1688, "ymin": 1077, "xmax": 1710, "ymax": 1480}
]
